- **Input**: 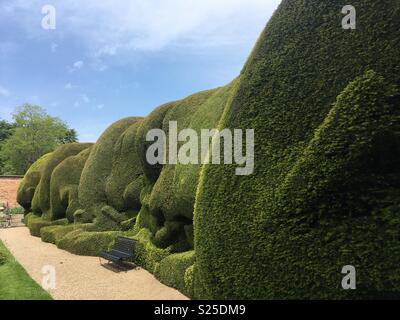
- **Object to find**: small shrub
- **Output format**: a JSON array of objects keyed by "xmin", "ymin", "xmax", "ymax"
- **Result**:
[
  {"xmin": 132, "ymin": 228, "xmax": 171, "ymax": 272},
  {"xmin": 23, "ymin": 212, "xmax": 38, "ymax": 226},
  {"xmin": 28, "ymin": 218, "xmax": 68, "ymax": 237},
  {"xmin": 154, "ymin": 251, "xmax": 195, "ymax": 297},
  {"xmin": 9, "ymin": 206, "xmax": 25, "ymax": 215},
  {"xmin": 184, "ymin": 264, "xmax": 195, "ymax": 298},
  {"xmin": 40, "ymin": 225, "xmax": 77, "ymax": 244},
  {"xmin": 57, "ymin": 230, "xmax": 125, "ymax": 256}
]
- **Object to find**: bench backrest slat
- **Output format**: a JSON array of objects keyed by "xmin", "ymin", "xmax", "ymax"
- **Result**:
[{"xmin": 112, "ymin": 237, "xmax": 136, "ymax": 254}]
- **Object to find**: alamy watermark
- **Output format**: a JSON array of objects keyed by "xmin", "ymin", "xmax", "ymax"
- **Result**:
[
  {"xmin": 41, "ymin": 5, "xmax": 56, "ymax": 30},
  {"xmin": 42, "ymin": 265, "xmax": 57, "ymax": 290},
  {"xmin": 342, "ymin": 5, "xmax": 356, "ymax": 30},
  {"xmin": 341, "ymin": 265, "xmax": 356, "ymax": 290},
  {"xmin": 146, "ymin": 121, "xmax": 254, "ymax": 176}
]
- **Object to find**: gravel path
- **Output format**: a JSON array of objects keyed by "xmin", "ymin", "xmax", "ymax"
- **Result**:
[{"xmin": 0, "ymin": 227, "xmax": 188, "ymax": 300}]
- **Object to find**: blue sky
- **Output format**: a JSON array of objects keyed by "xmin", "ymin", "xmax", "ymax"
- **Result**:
[{"xmin": 0, "ymin": 0, "xmax": 281, "ymax": 141}]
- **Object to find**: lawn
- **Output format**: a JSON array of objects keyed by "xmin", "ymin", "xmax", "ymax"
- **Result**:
[{"xmin": 0, "ymin": 240, "xmax": 52, "ymax": 300}]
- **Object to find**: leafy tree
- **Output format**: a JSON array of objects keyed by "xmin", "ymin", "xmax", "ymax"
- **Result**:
[
  {"xmin": 59, "ymin": 128, "xmax": 78, "ymax": 144},
  {"xmin": 1, "ymin": 104, "xmax": 77, "ymax": 175},
  {"xmin": 0, "ymin": 120, "xmax": 17, "ymax": 174},
  {"xmin": 0, "ymin": 120, "xmax": 16, "ymax": 142}
]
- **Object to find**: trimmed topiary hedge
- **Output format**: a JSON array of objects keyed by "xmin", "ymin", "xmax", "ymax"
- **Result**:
[
  {"xmin": 40, "ymin": 224, "xmax": 77, "ymax": 244},
  {"xmin": 264, "ymin": 70, "xmax": 400, "ymax": 299},
  {"xmin": 23, "ymin": 212, "xmax": 40, "ymax": 226},
  {"xmin": 106, "ymin": 120, "xmax": 144, "ymax": 214},
  {"xmin": 131, "ymin": 228, "xmax": 171, "ymax": 272},
  {"xmin": 50, "ymin": 147, "xmax": 93, "ymax": 222},
  {"xmin": 28, "ymin": 217, "xmax": 68, "ymax": 237},
  {"xmin": 32, "ymin": 143, "xmax": 93, "ymax": 217},
  {"xmin": 17, "ymin": 0, "xmax": 400, "ymax": 300},
  {"xmin": 17, "ymin": 153, "xmax": 52, "ymax": 212},
  {"xmin": 57, "ymin": 230, "xmax": 125, "ymax": 256},
  {"xmin": 78, "ymin": 118, "xmax": 140, "ymax": 223},
  {"xmin": 194, "ymin": 0, "xmax": 400, "ymax": 299},
  {"xmin": 155, "ymin": 251, "xmax": 195, "ymax": 297}
]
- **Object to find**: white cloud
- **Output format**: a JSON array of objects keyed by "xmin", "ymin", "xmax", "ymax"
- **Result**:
[
  {"xmin": 73, "ymin": 94, "xmax": 90, "ymax": 107},
  {"xmin": 74, "ymin": 61, "xmax": 84, "ymax": 69},
  {"xmin": 91, "ymin": 59, "xmax": 108, "ymax": 72},
  {"xmin": 68, "ymin": 60, "xmax": 84, "ymax": 72},
  {"xmin": 95, "ymin": 45, "xmax": 118, "ymax": 58},
  {"xmin": 0, "ymin": 85, "xmax": 10, "ymax": 97},
  {"xmin": 81, "ymin": 94, "xmax": 90, "ymax": 103},
  {"xmin": 51, "ymin": 43, "xmax": 58, "ymax": 52},
  {"xmin": 64, "ymin": 82, "xmax": 77, "ymax": 89},
  {"xmin": 0, "ymin": 0, "xmax": 281, "ymax": 53}
]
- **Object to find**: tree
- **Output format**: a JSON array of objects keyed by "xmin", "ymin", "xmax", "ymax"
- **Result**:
[
  {"xmin": 59, "ymin": 128, "xmax": 78, "ymax": 144},
  {"xmin": 1, "ymin": 104, "xmax": 77, "ymax": 175},
  {"xmin": 0, "ymin": 120, "xmax": 16, "ymax": 142},
  {"xmin": 0, "ymin": 120, "xmax": 17, "ymax": 174}
]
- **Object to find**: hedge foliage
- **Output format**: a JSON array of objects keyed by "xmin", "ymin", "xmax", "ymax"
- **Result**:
[
  {"xmin": 28, "ymin": 217, "xmax": 68, "ymax": 237},
  {"xmin": 40, "ymin": 224, "xmax": 77, "ymax": 244},
  {"xmin": 106, "ymin": 120, "xmax": 144, "ymax": 214},
  {"xmin": 78, "ymin": 118, "xmax": 140, "ymax": 222},
  {"xmin": 17, "ymin": 153, "xmax": 52, "ymax": 212},
  {"xmin": 17, "ymin": 0, "xmax": 400, "ymax": 299},
  {"xmin": 154, "ymin": 251, "xmax": 195, "ymax": 297},
  {"xmin": 50, "ymin": 146, "xmax": 93, "ymax": 222},
  {"xmin": 32, "ymin": 143, "xmax": 92, "ymax": 217},
  {"xmin": 57, "ymin": 230, "xmax": 125, "ymax": 256},
  {"xmin": 194, "ymin": 0, "xmax": 400, "ymax": 299}
]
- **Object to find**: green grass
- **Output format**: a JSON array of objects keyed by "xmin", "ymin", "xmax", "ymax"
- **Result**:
[{"xmin": 0, "ymin": 241, "xmax": 52, "ymax": 300}]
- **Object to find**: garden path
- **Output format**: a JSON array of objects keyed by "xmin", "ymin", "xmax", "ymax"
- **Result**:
[{"xmin": 0, "ymin": 227, "xmax": 188, "ymax": 300}]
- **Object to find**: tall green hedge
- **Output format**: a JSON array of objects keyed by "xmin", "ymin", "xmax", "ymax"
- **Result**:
[
  {"xmin": 17, "ymin": 153, "xmax": 52, "ymax": 212},
  {"xmin": 50, "ymin": 146, "xmax": 93, "ymax": 221},
  {"xmin": 262, "ymin": 70, "xmax": 400, "ymax": 299},
  {"xmin": 78, "ymin": 118, "xmax": 140, "ymax": 222},
  {"xmin": 194, "ymin": 0, "xmax": 400, "ymax": 299},
  {"xmin": 32, "ymin": 143, "xmax": 92, "ymax": 217},
  {"xmin": 105, "ymin": 120, "xmax": 144, "ymax": 214},
  {"xmin": 17, "ymin": 0, "xmax": 400, "ymax": 300},
  {"xmin": 133, "ymin": 86, "xmax": 237, "ymax": 252}
]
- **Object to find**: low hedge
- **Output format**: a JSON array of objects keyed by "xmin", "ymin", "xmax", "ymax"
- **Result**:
[
  {"xmin": 40, "ymin": 225, "xmax": 77, "ymax": 244},
  {"xmin": 57, "ymin": 230, "xmax": 125, "ymax": 256},
  {"xmin": 184, "ymin": 264, "xmax": 195, "ymax": 298},
  {"xmin": 154, "ymin": 251, "xmax": 195, "ymax": 297},
  {"xmin": 23, "ymin": 212, "xmax": 39, "ymax": 226},
  {"xmin": 131, "ymin": 228, "xmax": 171, "ymax": 272},
  {"xmin": 28, "ymin": 218, "xmax": 68, "ymax": 237}
]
